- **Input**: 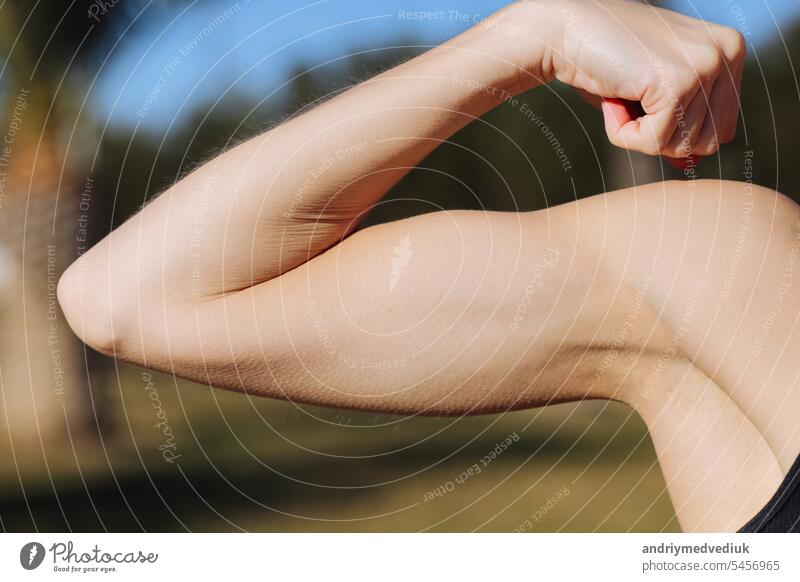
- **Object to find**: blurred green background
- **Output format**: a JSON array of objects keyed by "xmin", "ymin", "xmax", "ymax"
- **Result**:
[{"xmin": 1, "ymin": 0, "xmax": 799, "ymax": 532}]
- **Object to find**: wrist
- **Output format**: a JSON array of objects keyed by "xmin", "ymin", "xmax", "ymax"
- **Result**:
[
  {"xmin": 441, "ymin": 1, "xmax": 560, "ymax": 99},
  {"xmin": 489, "ymin": 0, "xmax": 564, "ymax": 92}
]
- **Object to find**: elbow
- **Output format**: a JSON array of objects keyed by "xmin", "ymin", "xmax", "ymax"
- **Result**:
[{"xmin": 57, "ymin": 255, "xmax": 125, "ymax": 357}]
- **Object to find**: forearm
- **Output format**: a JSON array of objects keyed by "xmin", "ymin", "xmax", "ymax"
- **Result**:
[{"xmin": 71, "ymin": 3, "xmax": 552, "ymax": 306}]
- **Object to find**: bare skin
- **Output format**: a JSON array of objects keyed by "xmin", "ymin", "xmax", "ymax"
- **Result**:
[{"xmin": 57, "ymin": 1, "xmax": 795, "ymax": 531}]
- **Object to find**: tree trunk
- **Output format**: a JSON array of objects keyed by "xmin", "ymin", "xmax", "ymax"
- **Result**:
[{"xmin": 0, "ymin": 189, "xmax": 95, "ymax": 446}]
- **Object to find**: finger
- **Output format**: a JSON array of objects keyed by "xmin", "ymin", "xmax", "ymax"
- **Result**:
[
  {"xmin": 664, "ymin": 80, "xmax": 712, "ymax": 158},
  {"xmin": 693, "ymin": 72, "xmax": 737, "ymax": 155},
  {"xmin": 601, "ymin": 97, "xmax": 642, "ymax": 127},
  {"xmin": 695, "ymin": 35, "xmax": 746, "ymax": 154},
  {"xmin": 601, "ymin": 102, "xmax": 701, "ymax": 169},
  {"xmin": 725, "ymin": 54, "xmax": 746, "ymax": 138},
  {"xmin": 605, "ymin": 103, "xmax": 676, "ymax": 156},
  {"xmin": 714, "ymin": 28, "xmax": 747, "ymax": 142},
  {"xmin": 729, "ymin": 42, "xmax": 746, "ymax": 132}
]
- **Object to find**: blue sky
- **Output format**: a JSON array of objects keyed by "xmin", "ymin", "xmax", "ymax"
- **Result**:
[{"xmin": 94, "ymin": 0, "xmax": 800, "ymax": 129}]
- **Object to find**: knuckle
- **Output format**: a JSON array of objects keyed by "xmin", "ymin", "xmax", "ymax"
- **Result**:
[
  {"xmin": 673, "ymin": 139, "xmax": 694, "ymax": 157},
  {"xmin": 656, "ymin": 124, "xmax": 678, "ymax": 148},
  {"xmin": 679, "ymin": 142, "xmax": 696, "ymax": 157},
  {"xmin": 719, "ymin": 28, "xmax": 747, "ymax": 59},
  {"xmin": 672, "ymin": 73, "xmax": 702, "ymax": 105},
  {"xmin": 642, "ymin": 141, "xmax": 663, "ymax": 156},
  {"xmin": 722, "ymin": 126, "xmax": 738, "ymax": 143},
  {"xmin": 649, "ymin": 134, "xmax": 668, "ymax": 153},
  {"xmin": 695, "ymin": 45, "xmax": 724, "ymax": 76},
  {"xmin": 674, "ymin": 127, "xmax": 698, "ymax": 154},
  {"xmin": 607, "ymin": 131, "xmax": 626, "ymax": 150},
  {"xmin": 694, "ymin": 141, "xmax": 718, "ymax": 156}
]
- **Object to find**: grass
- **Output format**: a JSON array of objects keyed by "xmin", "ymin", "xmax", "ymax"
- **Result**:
[{"xmin": 0, "ymin": 364, "xmax": 678, "ymax": 532}]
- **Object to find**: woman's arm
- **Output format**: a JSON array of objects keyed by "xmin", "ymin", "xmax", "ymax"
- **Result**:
[
  {"xmin": 57, "ymin": 0, "xmax": 786, "ymax": 531},
  {"xmin": 73, "ymin": 3, "xmax": 552, "ymax": 306},
  {"xmin": 54, "ymin": 0, "xmax": 752, "ymax": 414},
  {"xmin": 57, "ymin": 0, "xmax": 745, "ymax": 308}
]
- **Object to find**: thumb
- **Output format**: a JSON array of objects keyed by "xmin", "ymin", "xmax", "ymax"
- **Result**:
[
  {"xmin": 601, "ymin": 97, "xmax": 644, "ymax": 133},
  {"xmin": 601, "ymin": 97, "xmax": 702, "ymax": 170}
]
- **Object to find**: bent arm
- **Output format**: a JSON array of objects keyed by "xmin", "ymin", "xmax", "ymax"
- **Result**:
[
  {"xmin": 71, "ymin": 3, "xmax": 553, "ymax": 307},
  {"xmin": 56, "ymin": 0, "xmax": 775, "ymax": 421},
  {"xmin": 59, "ymin": 0, "xmax": 746, "ymax": 335},
  {"xmin": 56, "ymin": 0, "xmax": 782, "ymax": 531}
]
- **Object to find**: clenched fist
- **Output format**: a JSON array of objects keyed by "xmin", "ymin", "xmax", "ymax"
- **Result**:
[{"xmin": 506, "ymin": 0, "xmax": 746, "ymax": 160}]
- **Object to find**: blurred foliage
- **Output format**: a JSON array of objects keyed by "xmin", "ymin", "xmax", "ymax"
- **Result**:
[
  {"xmin": 97, "ymin": 20, "xmax": 800, "ymax": 238},
  {"xmin": 0, "ymin": 367, "xmax": 677, "ymax": 532}
]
